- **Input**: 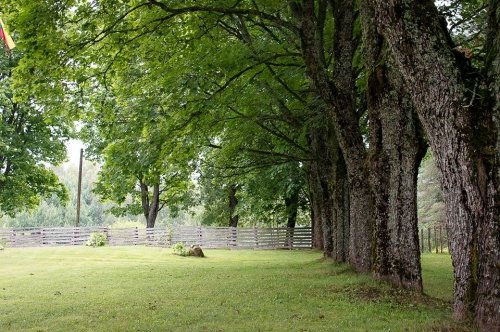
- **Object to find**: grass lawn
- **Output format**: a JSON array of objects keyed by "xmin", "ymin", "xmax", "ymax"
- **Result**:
[{"xmin": 0, "ymin": 247, "xmax": 472, "ymax": 331}]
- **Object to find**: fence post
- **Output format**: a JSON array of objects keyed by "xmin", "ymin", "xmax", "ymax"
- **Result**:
[
  {"xmin": 11, "ymin": 229, "xmax": 16, "ymax": 247},
  {"xmin": 104, "ymin": 227, "xmax": 110, "ymax": 245},
  {"xmin": 198, "ymin": 226, "xmax": 203, "ymax": 246},
  {"xmin": 167, "ymin": 227, "xmax": 173, "ymax": 247},
  {"xmin": 254, "ymin": 227, "xmax": 259, "ymax": 248},
  {"xmin": 230, "ymin": 227, "xmax": 237, "ymax": 248}
]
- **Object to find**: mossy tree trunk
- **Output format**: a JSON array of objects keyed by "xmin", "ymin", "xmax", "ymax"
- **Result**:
[
  {"xmin": 371, "ymin": 0, "xmax": 499, "ymax": 328},
  {"xmin": 361, "ymin": 3, "xmax": 427, "ymax": 291},
  {"xmin": 477, "ymin": 1, "xmax": 500, "ymax": 328},
  {"xmin": 332, "ymin": 149, "xmax": 350, "ymax": 263},
  {"xmin": 308, "ymin": 119, "xmax": 335, "ymax": 257},
  {"xmin": 307, "ymin": 109, "xmax": 349, "ymax": 260},
  {"xmin": 308, "ymin": 181, "xmax": 324, "ymax": 250},
  {"xmin": 291, "ymin": 0, "xmax": 373, "ymax": 272}
]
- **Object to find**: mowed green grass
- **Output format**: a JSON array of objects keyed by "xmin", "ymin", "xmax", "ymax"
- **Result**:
[{"xmin": 0, "ymin": 247, "xmax": 468, "ymax": 331}]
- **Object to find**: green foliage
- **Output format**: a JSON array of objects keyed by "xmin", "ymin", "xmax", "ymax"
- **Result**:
[
  {"xmin": 5, "ymin": 0, "xmax": 312, "ymax": 228},
  {"xmin": 86, "ymin": 232, "xmax": 107, "ymax": 247},
  {"xmin": 0, "ymin": 160, "xmax": 201, "ymax": 228},
  {"xmin": 437, "ymin": 0, "xmax": 488, "ymax": 57},
  {"xmin": 199, "ymin": 161, "xmax": 309, "ymax": 227},
  {"xmin": 417, "ymin": 153, "xmax": 445, "ymax": 229},
  {"xmin": 0, "ymin": 43, "xmax": 69, "ymax": 217},
  {"xmin": 171, "ymin": 242, "xmax": 188, "ymax": 257},
  {"xmin": 1, "ymin": 162, "xmax": 109, "ymax": 227}
]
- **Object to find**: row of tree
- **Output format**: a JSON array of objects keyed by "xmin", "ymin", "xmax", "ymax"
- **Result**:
[
  {"xmin": 1, "ymin": 48, "xmax": 309, "ymax": 229},
  {"xmin": 1, "ymin": 0, "xmax": 498, "ymax": 329},
  {"xmin": 0, "ymin": 151, "xmax": 443, "ymax": 230}
]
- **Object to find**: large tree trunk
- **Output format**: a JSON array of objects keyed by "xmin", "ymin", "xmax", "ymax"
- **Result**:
[
  {"xmin": 309, "ymin": 120, "xmax": 334, "ymax": 258},
  {"xmin": 361, "ymin": 3, "xmax": 427, "ymax": 291},
  {"xmin": 285, "ymin": 187, "xmax": 300, "ymax": 229},
  {"xmin": 284, "ymin": 186, "xmax": 299, "ymax": 248},
  {"xmin": 291, "ymin": 0, "xmax": 373, "ymax": 272},
  {"xmin": 308, "ymin": 177, "xmax": 324, "ymax": 250},
  {"xmin": 371, "ymin": 0, "xmax": 499, "ymax": 328},
  {"xmin": 332, "ymin": 149, "xmax": 350, "ymax": 263},
  {"xmin": 228, "ymin": 184, "xmax": 239, "ymax": 227},
  {"xmin": 308, "ymin": 107, "xmax": 350, "ymax": 260},
  {"xmin": 140, "ymin": 180, "xmax": 150, "ymax": 222},
  {"xmin": 367, "ymin": 61, "xmax": 427, "ymax": 290},
  {"xmin": 476, "ymin": 0, "xmax": 500, "ymax": 328},
  {"xmin": 140, "ymin": 181, "xmax": 160, "ymax": 228},
  {"xmin": 146, "ymin": 184, "xmax": 160, "ymax": 228}
]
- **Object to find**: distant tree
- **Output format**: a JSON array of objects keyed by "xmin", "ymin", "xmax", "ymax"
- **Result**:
[
  {"xmin": 417, "ymin": 154, "xmax": 445, "ymax": 229},
  {"xmin": 0, "ymin": 161, "xmax": 198, "ymax": 228},
  {"xmin": 80, "ymin": 64, "xmax": 197, "ymax": 228}
]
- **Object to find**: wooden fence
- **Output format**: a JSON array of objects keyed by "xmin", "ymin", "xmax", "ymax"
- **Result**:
[
  {"xmin": 419, "ymin": 226, "xmax": 448, "ymax": 253},
  {"xmin": 0, "ymin": 226, "xmax": 312, "ymax": 249}
]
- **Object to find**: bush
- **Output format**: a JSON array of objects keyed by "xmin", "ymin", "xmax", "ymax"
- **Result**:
[
  {"xmin": 172, "ymin": 242, "xmax": 188, "ymax": 256},
  {"xmin": 86, "ymin": 232, "xmax": 107, "ymax": 247}
]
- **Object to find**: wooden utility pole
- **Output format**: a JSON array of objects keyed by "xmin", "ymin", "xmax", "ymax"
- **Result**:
[{"xmin": 76, "ymin": 148, "xmax": 83, "ymax": 227}]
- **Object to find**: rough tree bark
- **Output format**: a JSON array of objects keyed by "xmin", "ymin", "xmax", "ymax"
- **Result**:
[
  {"xmin": 307, "ymin": 103, "xmax": 350, "ymax": 260},
  {"xmin": 367, "ymin": 60, "xmax": 427, "ymax": 290},
  {"xmin": 140, "ymin": 181, "xmax": 160, "ymax": 228},
  {"xmin": 371, "ymin": 0, "xmax": 499, "ymax": 328},
  {"xmin": 291, "ymin": 0, "xmax": 373, "ymax": 272},
  {"xmin": 477, "ymin": 0, "xmax": 500, "ymax": 328},
  {"xmin": 308, "ymin": 182, "xmax": 324, "ymax": 250},
  {"xmin": 308, "ymin": 117, "xmax": 335, "ymax": 257},
  {"xmin": 361, "ymin": 2, "xmax": 427, "ymax": 291},
  {"xmin": 332, "ymin": 148, "xmax": 350, "ymax": 263}
]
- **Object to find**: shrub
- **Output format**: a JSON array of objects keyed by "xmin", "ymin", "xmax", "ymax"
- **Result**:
[
  {"xmin": 172, "ymin": 242, "xmax": 188, "ymax": 256},
  {"xmin": 86, "ymin": 232, "xmax": 107, "ymax": 247}
]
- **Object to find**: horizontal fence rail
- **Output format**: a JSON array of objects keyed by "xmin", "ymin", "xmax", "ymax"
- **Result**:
[{"xmin": 0, "ymin": 226, "xmax": 312, "ymax": 249}]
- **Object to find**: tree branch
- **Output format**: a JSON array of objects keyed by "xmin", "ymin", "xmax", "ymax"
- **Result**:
[{"xmin": 148, "ymin": 0, "xmax": 299, "ymax": 34}]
